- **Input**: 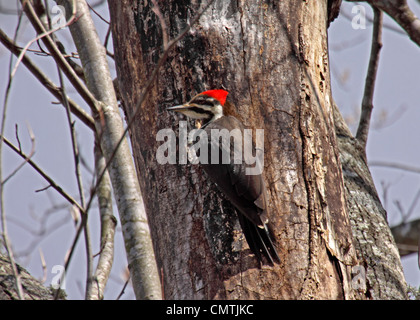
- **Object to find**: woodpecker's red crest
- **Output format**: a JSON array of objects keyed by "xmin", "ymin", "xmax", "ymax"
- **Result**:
[{"xmin": 199, "ymin": 89, "xmax": 229, "ymax": 106}]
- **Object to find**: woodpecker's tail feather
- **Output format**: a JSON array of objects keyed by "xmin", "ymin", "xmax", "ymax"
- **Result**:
[{"xmin": 237, "ymin": 213, "xmax": 280, "ymax": 265}]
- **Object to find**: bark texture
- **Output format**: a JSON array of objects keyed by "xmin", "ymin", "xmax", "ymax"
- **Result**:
[
  {"xmin": 0, "ymin": 253, "xmax": 60, "ymax": 300},
  {"xmin": 108, "ymin": 0, "xmax": 405, "ymax": 299},
  {"xmin": 333, "ymin": 103, "xmax": 408, "ymax": 299}
]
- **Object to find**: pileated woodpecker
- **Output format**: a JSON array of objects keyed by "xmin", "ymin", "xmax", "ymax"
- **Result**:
[{"xmin": 167, "ymin": 90, "xmax": 280, "ymax": 265}]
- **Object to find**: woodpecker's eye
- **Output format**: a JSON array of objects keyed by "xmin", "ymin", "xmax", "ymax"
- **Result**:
[{"xmin": 191, "ymin": 96, "xmax": 217, "ymax": 108}]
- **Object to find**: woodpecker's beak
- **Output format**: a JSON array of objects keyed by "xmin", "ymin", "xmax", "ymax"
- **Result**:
[
  {"xmin": 167, "ymin": 104, "xmax": 189, "ymax": 112},
  {"xmin": 167, "ymin": 103, "xmax": 211, "ymax": 121}
]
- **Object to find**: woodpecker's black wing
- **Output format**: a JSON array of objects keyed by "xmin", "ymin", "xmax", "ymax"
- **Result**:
[{"xmin": 201, "ymin": 115, "xmax": 280, "ymax": 264}]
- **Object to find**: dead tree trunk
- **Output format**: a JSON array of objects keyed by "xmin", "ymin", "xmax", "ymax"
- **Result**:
[{"xmin": 108, "ymin": 0, "xmax": 407, "ymax": 299}]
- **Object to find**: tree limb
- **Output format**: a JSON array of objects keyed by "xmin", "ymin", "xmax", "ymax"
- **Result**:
[
  {"xmin": 348, "ymin": 0, "xmax": 420, "ymax": 47},
  {"xmin": 356, "ymin": 5, "xmax": 383, "ymax": 150},
  {"xmin": 57, "ymin": 59, "xmax": 94, "ymax": 300},
  {"xmin": 20, "ymin": 0, "xmax": 99, "ymax": 112},
  {"xmin": 376, "ymin": 0, "xmax": 420, "ymax": 46},
  {"xmin": 1, "ymin": 136, "xmax": 85, "ymax": 213},
  {"xmin": 0, "ymin": 29, "xmax": 95, "ymax": 130},
  {"xmin": 369, "ymin": 160, "xmax": 420, "ymax": 175},
  {"xmin": 0, "ymin": 11, "xmax": 26, "ymax": 299},
  {"xmin": 86, "ymin": 143, "xmax": 116, "ymax": 300},
  {"xmin": 391, "ymin": 219, "xmax": 420, "ymax": 256}
]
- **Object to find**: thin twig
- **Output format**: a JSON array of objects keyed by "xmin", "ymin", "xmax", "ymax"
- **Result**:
[
  {"xmin": 369, "ymin": 160, "xmax": 420, "ymax": 175},
  {"xmin": 87, "ymin": 1, "xmax": 109, "ymax": 24},
  {"xmin": 406, "ymin": 189, "xmax": 420, "ymax": 222},
  {"xmin": 21, "ymin": 0, "xmax": 99, "ymax": 112},
  {"xmin": 104, "ymin": 25, "xmax": 114, "ymax": 60},
  {"xmin": 2, "ymin": 124, "xmax": 35, "ymax": 185},
  {"xmin": 104, "ymin": 24, "xmax": 111, "ymax": 49},
  {"xmin": 38, "ymin": 248, "xmax": 47, "ymax": 284},
  {"xmin": 116, "ymin": 275, "xmax": 130, "ymax": 300},
  {"xmin": 340, "ymin": 3, "xmax": 405, "ymax": 36},
  {"xmin": 345, "ymin": 1, "xmax": 420, "ymax": 46},
  {"xmin": 55, "ymin": 32, "xmax": 93, "ymax": 300},
  {"xmin": 15, "ymin": 124, "xmax": 22, "ymax": 151},
  {"xmin": 0, "ymin": 8, "xmax": 27, "ymax": 300},
  {"xmin": 356, "ymin": 5, "xmax": 383, "ymax": 150},
  {"xmin": 35, "ymin": 185, "xmax": 52, "ymax": 192},
  {"xmin": 1, "ymin": 136, "xmax": 84, "ymax": 213},
  {"xmin": 86, "ymin": 143, "xmax": 116, "ymax": 300},
  {"xmin": 11, "ymin": 1, "xmax": 77, "ymax": 79},
  {"xmin": 0, "ymin": 29, "xmax": 95, "ymax": 130},
  {"xmin": 393, "ymin": 188, "xmax": 420, "ymax": 223},
  {"xmin": 10, "ymin": 205, "xmax": 71, "ymax": 259}
]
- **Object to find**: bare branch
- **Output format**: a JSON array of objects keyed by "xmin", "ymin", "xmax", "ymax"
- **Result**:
[
  {"xmin": 356, "ymin": 6, "xmax": 383, "ymax": 149},
  {"xmin": 87, "ymin": 143, "xmax": 116, "ymax": 300},
  {"xmin": 391, "ymin": 219, "xmax": 420, "ymax": 256},
  {"xmin": 1, "ymin": 136, "xmax": 85, "ymax": 213},
  {"xmin": 348, "ymin": 0, "xmax": 420, "ymax": 46},
  {"xmin": 20, "ymin": 0, "xmax": 100, "ymax": 112},
  {"xmin": 104, "ymin": 24, "xmax": 111, "ymax": 49},
  {"xmin": 9, "ymin": 205, "xmax": 70, "ymax": 258},
  {"xmin": 369, "ymin": 160, "xmax": 420, "ymax": 174},
  {"xmin": 116, "ymin": 275, "xmax": 130, "ymax": 300},
  {"xmin": 10, "ymin": 2, "xmax": 76, "ymax": 79},
  {"xmin": 38, "ymin": 248, "xmax": 47, "ymax": 284},
  {"xmin": 87, "ymin": 1, "xmax": 109, "ymax": 24},
  {"xmin": 2, "ymin": 124, "xmax": 35, "ymax": 185},
  {"xmin": 0, "ymin": 9, "xmax": 27, "ymax": 300},
  {"xmin": 340, "ymin": 4, "xmax": 406, "ymax": 36},
  {"xmin": 396, "ymin": 188, "xmax": 420, "ymax": 223},
  {"xmin": 376, "ymin": 0, "xmax": 420, "ymax": 46},
  {"xmin": 0, "ymin": 29, "xmax": 95, "ymax": 130},
  {"xmin": 56, "ymin": 56, "xmax": 94, "ymax": 300}
]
